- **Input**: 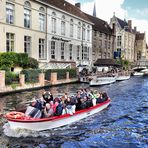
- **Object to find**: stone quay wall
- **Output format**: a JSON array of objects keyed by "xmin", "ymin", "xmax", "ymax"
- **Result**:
[{"xmin": 0, "ymin": 71, "xmax": 78, "ymax": 94}]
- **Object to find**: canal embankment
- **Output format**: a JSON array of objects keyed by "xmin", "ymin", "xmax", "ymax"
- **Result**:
[{"xmin": 0, "ymin": 70, "xmax": 79, "ymax": 95}]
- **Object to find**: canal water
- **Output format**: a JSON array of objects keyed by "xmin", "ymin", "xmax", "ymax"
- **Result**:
[{"xmin": 0, "ymin": 76, "xmax": 147, "ymax": 147}]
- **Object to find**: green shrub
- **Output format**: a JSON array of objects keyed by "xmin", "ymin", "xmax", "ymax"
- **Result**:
[
  {"xmin": 21, "ymin": 69, "xmax": 42, "ymax": 83},
  {"xmin": 5, "ymin": 72, "xmax": 19, "ymax": 85},
  {"xmin": 69, "ymin": 68, "xmax": 77, "ymax": 78},
  {"xmin": 27, "ymin": 57, "xmax": 38, "ymax": 69},
  {"xmin": 45, "ymin": 68, "xmax": 77, "ymax": 80},
  {"xmin": 0, "ymin": 52, "xmax": 38, "ymax": 70}
]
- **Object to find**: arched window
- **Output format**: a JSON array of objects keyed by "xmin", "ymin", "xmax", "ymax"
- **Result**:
[
  {"xmin": 82, "ymin": 24, "xmax": 86, "ymax": 40},
  {"xmin": 24, "ymin": 1, "xmax": 31, "ymax": 8},
  {"xmin": 61, "ymin": 15, "xmax": 66, "ymax": 35},
  {"xmin": 87, "ymin": 25, "xmax": 90, "ymax": 41},
  {"xmin": 39, "ymin": 7, "xmax": 45, "ymax": 31},
  {"xmin": 39, "ymin": 7, "xmax": 45, "ymax": 12},
  {"xmin": 6, "ymin": 2, "xmax": 14, "ymax": 24},
  {"xmin": 77, "ymin": 22, "xmax": 81, "ymax": 39},
  {"xmin": 70, "ymin": 19, "xmax": 74, "ymax": 37},
  {"xmin": 24, "ymin": 1, "xmax": 31, "ymax": 28},
  {"xmin": 51, "ymin": 12, "xmax": 56, "ymax": 33}
]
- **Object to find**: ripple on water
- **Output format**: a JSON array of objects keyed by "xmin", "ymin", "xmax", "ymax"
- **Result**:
[{"xmin": 0, "ymin": 77, "xmax": 148, "ymax": 147}]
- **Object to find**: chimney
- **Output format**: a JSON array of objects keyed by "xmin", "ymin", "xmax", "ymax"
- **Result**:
[
  {"xmin": 75, "ymin": 3, "xmax": 81, "ymax": 9},
  {"xmin": 134, "ymin": 26, "xmax": 137, "ymax": 32},
  {"xmin": 128, "ymin": 20, "xmax": 132, "ymax": 29}
]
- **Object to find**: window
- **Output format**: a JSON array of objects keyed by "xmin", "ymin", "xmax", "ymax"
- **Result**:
[
  {"xmin": 39, "ymin": 7, "xmax": 45, "ymax": 31},
  {"xmin": 6, "ymin": 3, "xmax": 14, "ymax": 24},
  {"xmin": 24, "ymin": 36, "xmax": 31, "ymax": 56},
  {"xmin": 51, "ymin": 12, "xmax": 56, "ymax": 33},
  {"xmin": 117, "ymin": 36, "xmax": 122, "ymax": 46},
  {"xmin": 51, "ymin": 41, "xmax": 55, "ymax": 59},
  {"xmin": 117, "ymin": 48, "xmax": 121, "ymax": 58},
  {"xmin": 82, "ymin": 46, "xmax": 89, "ymax": 60},
  {"xmin": 61, "ymin": 15, "xmax": 65, "ymax": 35},
  {"xmin": 61, "ymin": 42, "xmax": 65, "ymax": 59},
  {"xmin": 77, "ymin": 22, "xmax": 81, "ymax": 39},
  {"xmin": 87, "ymin": 25, "xmax": 90, "ymax": 41},
  {"xmin": 105, "ymin": 41, "xmax": 107, "ymax": 49},
  {"xmin": 24, "ymin": 1, "xmax": 31, "ymax": 28},
  {"xmin": 6, "ymin": 33, "xmax": 15, "ymax": 52},
  {"xmin": 39, "ymin": 38, "xmax": 46, "ymax": 59},
  {"xmin": 82, "ymin": 24, "xmax": 86, "ymax": 40},
  {"xmin": 99, "ymin": 32, "xmax": 102, "ymax": 37},
  {"xmin": 105, "ymin": 34, "xmax": 107, "ymax": 39},
  {"xmin": 99, "ymin": 40, "xmax": 102, "ymax": 49},
  {"xmin": 70, "ymin": 19, "xmax": 74, "ymax": 37},
  {"xmin": 108, "ymin": 41, "xmax": 111, "ymax": 49},
  {"xmin": 69, "ymin": 44, "xmax": 73, "ymax": 60},
  {"xmin": 77, "ymin": 45, "xmax": 80, "ymax": 60}
]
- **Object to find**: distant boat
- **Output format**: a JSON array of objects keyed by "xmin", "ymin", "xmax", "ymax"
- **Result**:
[
  {"xmin": 132, "ymin": 67, "xmax": 146, "ymax": 76},
  {"xmin": 116, "ymin": 75, "xmax": 130, "ymax": 81},
  {"xmin": 90, "ymin": 76, "xmax": 116, "ymax": 86},
  {"xmin": 141, "ymin": 68, "xmax": 148, "ymax": 75},
  {"xmin": 5, "ymin": 100, "xmax": 111, "ymax": 131},
  {"xmin": 116, "ymin": 71, "xmax": 131, "ymax": 81},
  {"xmin": 133, "ymin": 71, "xmax": 144, "ymax": 76}
]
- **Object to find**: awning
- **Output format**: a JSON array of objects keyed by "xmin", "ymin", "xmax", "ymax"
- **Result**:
[{"xmin": 94, "ymin": 59, "xmax": 120, "ymax": 67}]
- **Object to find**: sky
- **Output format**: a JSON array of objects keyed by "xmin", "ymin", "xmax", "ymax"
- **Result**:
[{"xmin": 66, "ymin": 0, "xmax": 148, "ymax": 43}]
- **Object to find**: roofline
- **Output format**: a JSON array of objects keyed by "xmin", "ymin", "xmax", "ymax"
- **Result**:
[{"xmin": 34, "ymin": 0, "xmax": 93, "ymax": 25}]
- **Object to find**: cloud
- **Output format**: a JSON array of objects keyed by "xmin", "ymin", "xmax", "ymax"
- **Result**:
[
  {"xmin": 66, "ymin": 0, "xmax": 78, "ymax": 5},
  {"xmin": 66, "ymin": 0, "xmax": 148, "ymax": 43}
]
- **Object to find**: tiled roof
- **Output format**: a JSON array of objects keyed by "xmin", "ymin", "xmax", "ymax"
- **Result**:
[
  {"xmin": 86, "ymin": 14, "xmax": 112, "ymax": 34},
  {"xmin": 136, "ymin": 33, "xmax": 145, "ymax": 40},
  {"xmin": 37, "ymin": 0, "xmax": 91, "ymax": 22},
  {"xmin": 116, "ymin": 17, "xmax": 136, "ymax": 33},
  {"xmin": 116, "ymin": 17, "xmax": 128, "ymax": 29}
]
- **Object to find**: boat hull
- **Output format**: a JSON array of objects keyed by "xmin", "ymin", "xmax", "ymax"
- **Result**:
[
  {"xmin": 116, "ymin": 75, "xmax": 130, "ymax": 81},
  {"xmin": 133, "ymin": 72, "xmax": 144, "ymax": 76},
  {"xmin": 90, "ymin": 77, "xmax": 116, "ymax": 86},
  {"xmin": 7, "ymin": 100, "xmax": 110, "ymax": 131}
]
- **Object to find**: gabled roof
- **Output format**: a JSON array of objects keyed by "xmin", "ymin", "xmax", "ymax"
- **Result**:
[
  {"xmin": 136, "ymin": 33, "xmax": 145, "ymax": 40},
  {"xmin": 115, "ymin": 17, "xmax": 136, "ymax": 33},
  {"xmin": 116, "ymin": 17, "xmax": 128, "ymax": 29},
  {"xmin": 37, "ymin": 0, "xmax": 91, "ymax": 23},
  {"xmin": 86, "ymin": 14, "xmax": 112, "ymax": 34}
]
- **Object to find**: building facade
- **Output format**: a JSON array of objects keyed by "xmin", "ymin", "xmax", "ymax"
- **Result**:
[
  {"xmin": 0, "ymin": 0, "xmax": 93, "ymax": 69},
  {"xmin": 110, "ymin": 14, "xmax": 136, "ymax": 62},
  {"xmin": 86, "ymin": 14, "xmax": 115, "ymax": 63},
  {"xmin": 45, "ymin": 0, "xmax": 93, "ymax": 69},
  {"xmin": 0, "ymin": 0, "xmax": 46, "ymax": 59},
  {"xmin": 135, "ymin": 33, "xmax": 147, "ymax": 60}
]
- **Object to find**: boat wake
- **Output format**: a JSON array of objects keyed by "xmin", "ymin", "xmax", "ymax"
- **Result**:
[{"xmin": 3, "ymin": 122, "xmax": 78, "ymax": 138}]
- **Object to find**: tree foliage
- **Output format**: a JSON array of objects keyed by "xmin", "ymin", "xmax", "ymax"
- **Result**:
[{"xmin": 0, "ymin": 52, "xmax": 38, "ymax": 70}]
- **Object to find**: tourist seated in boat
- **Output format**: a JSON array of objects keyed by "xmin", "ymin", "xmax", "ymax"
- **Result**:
[
  {"xmin": 43, "ymin": 103, "xmax": 54, "ymax": 118},
  {"xmin": 54, "ymin": 100, "xmax": 63, "ymax": 116},
  {"xmin": 75, "ymin": 90, "xmax": 82, "ymax": 110},
  {"xmin": 62, "ymin": 95, "xmax": 76, "ymax": 115},
  {"xmin": 79, "ymin": 96, "xmax": 89, "ymax": 109},
  {"xmin": 102, "ymin": 92, "xmax": 109, "ymax": 101},
  {"xmin": 96, "ymin": 92, "xmax": 109, "ymax": 103},
  {"xmin": 25, "ymin": 94, "xmax": 45, "ymax": 118},
  {"xmin": 42, "ymin": 90, "xmax": 53, "ymax": 104}
]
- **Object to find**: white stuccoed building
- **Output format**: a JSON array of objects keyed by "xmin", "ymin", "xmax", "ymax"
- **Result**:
[
  {"xmin": 0, "ymin": 0, "xmax": 93, "ymax": 69},
  {"xmin": 44, "ymin": 0, "xmax": 93, "ymax": 69}
]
